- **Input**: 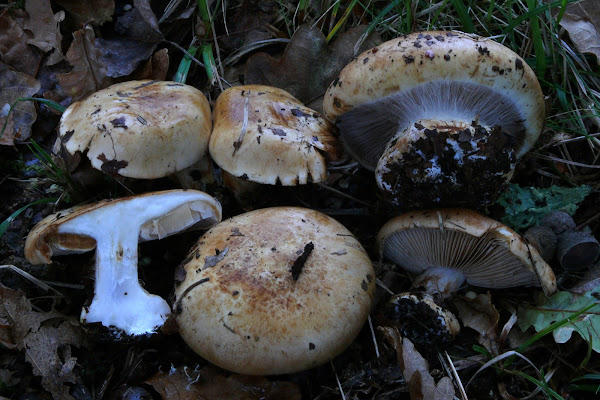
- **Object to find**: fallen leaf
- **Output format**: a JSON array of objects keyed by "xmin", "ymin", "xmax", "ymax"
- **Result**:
[
  {"xmin": 53, "ymin": 0, "xmax": 115, "ymax": 27},
  {"xmin": 453, "ymin": 292, "xmax": 500, "ymax": 354},
  {"xmin": 0, "ymin": 62, "xmax": 41, "ymax": 145},
  {"xmin": 245, "ymin": 25, "xmax": 381, "ymax": 112},
  {"xmin": 218, "ymin": 0, "xmax": 280, "ymax": 51},
  {"xmin": 559, "ymin": 0, "xmax": 600, "ymax": 65},
  {"xmin": 0, "ymin": 284, "xmax": 84, "ymax": 400},
  {"xmin": 57, "ymin": 25, "xmax": 109, "ymax": 101},
  {"xmin": 23, "ymin": 0, "xmax": 65, "ymax": 65},
  {"xmin": 379, "ymin": 326, "xmax": 455, "ymax": 400},
  {"xmin": 134, "ymin": 48, "xmax": 170, "ymax": 81},
  {"xmin": 145, "ymin": 365, "xmax": 301, "ymax": 400},
  {"xmin": 0, "ymin": 10, "xmax": 42, "ymax": 76}
]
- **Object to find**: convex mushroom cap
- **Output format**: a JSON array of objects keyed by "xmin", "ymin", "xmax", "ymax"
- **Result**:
[
  {"xmin": 209, "ymin": 85, "xmax": 341, "ymax": 185},
  {"xmin": 377, "ymin": 209, "xmax": 557, "ymax": 298},
  {"xmin": 324, "ymin": 31, "xmax": 545, "ymax": 208},
  {"xmin": 174, "ymin": 207, "xmax": 375, "ymax": 375},
  {"xmin": 57, "ymin": 80, "xmax": 212, "ymax": 179},
  {"xmin": 25, "ymin": 190, "xmax": 222, "ymax": 336}
]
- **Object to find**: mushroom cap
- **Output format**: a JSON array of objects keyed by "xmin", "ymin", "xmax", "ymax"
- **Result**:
[
  {"xmin": 25, "ymin": 189, "xmax": 222, "ymax": 265},
  {"xmin": 209, "ymin": 85, "xmax": 340, "ymax": 185},
  {"xmin": 323, "ymin": 31, "xmax": 545, "ymax": 169},
  {"xmin": 58, "ymin": 80, "xmax": 212, "ymax": 179},
  {"xmin": 376, "ymin": 209, "xmax": 557, "ymax": 296},
  {"xmin": 174, "ymin": 207, "xmax": 375, "ymax": 375}
]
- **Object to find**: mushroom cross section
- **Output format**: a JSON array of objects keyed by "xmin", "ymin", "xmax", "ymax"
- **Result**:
[
  {"xmin": 25, "ymin": 190, "xmax": 222, "ymax": 336},
  {"xmin": 377, "ymin": 209, "xmax": 557, "ymax": 298}
]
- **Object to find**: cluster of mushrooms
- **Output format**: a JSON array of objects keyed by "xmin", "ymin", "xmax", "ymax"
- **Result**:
[{"xmin": 24, "ymin": 31, "xmax": 559, "ymax": 375}]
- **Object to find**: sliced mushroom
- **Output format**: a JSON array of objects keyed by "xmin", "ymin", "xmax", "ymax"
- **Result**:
[
  {"xmin": 377, "ymin": 208, "xmax": 557, "ymax": 298},
  {"xmin": 323, "ymin": 31, "xmax": 545, "ymax": 208},
  {"xmin": 57, "ymin": 80, "xmax": 212, "ymax": 179},
  {"xmin": 174, "ymin": 207, "xmax": 375, "ymax": 375},
  {"xmin": 209, "ymin": 85, "xmax": 341, "ymax": 186},
  {"xmin": 25, "ymin": 190, "xmax": 222, "ymax": 336}
]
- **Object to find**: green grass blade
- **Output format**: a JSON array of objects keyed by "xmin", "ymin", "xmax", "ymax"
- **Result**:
[
  {"xmin": 526, "ymin": 0, "xmax": 546, "ymax": 76},
  {"xmin": 450, "ymin": 0, "xmax": 474, "ymax": 33},
  {"xmin": 202, "ymin": 43, "xmax": 216, "ymax": 83},
  {"xmin": 196, "ymin": 0, "xmax": 211, "ymax": 26},
  {"xmin": 173, "ymin": 45, "xmax": 199, "ymax": 83},
  {"xmin": 326, "ymin": 0, "xmax": 360, "ymax": 43},
  {"xmin": 0, "ymin": 197, "xmax": 58, "ymax": 237},
  {"xmin": 503, "ymin": 0, "xmax": 579, "ymax": 35}
]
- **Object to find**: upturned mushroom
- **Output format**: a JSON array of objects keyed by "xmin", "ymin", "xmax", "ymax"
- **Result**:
[
  {"xmin": 209, "ymin": 85, "xmax": 341, "ymax": 186},
  {"xmin": 25, "ymin": 190, "xmax": 222, "ymax": 336},
  {"xmin": 174, "ymin": 207, "xmax": 375, "ymax": 375},
  {"xmin": 56, "ymin": 80, "xmax": 212, "ymax": 179},
  {"xmin": 377, "ymin": 209, "xmax": 557, "ymax": 298},
  {"xmin": 323, "ymin": 31, "xmax": 545, "ymax": 208}
]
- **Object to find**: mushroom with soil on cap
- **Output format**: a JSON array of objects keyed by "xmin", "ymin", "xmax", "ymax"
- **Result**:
[
  {"xmin": 24, "ymin": 190, "xmax": 222, "ymax": 336},
  {"xmin": 323, "ymin": 31, "xmax": 546, "ymax": 209},
  {"xmin": 174, "ymin": 206, "xmax": 375, "ymax": 375},
  {"xmin": 55, "ymin": 80, "xmax": 212, "ymax": 179},
  {"xmin": 209, "ymin": 85, "xmax": 341, "ymax": 191}
]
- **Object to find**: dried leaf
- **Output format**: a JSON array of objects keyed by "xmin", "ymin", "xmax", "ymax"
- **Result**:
[
  {"xmin": 57, "ymin": 25, "xmax": 109, "ymax": 101},
  {"xmin": 23, "ymin": 0, "xmax": 65, "ymax": 65},
  {"xmin": 559, "ymin": 0, "xmax": 600, "ymax": 65},
  {"xmin": 53, "ymin": 0, "xmax": 115, "ymax": 27},
  {"xmin": 0, "ymin": 11, "xmax": 42, "ymax": 76},
  {"xmin": 453, "ymin": 292, "xmax": 499, "ymax": 354},
  {"xmin": 145, "ymin": 366, "xmax": 301, "ymax": 400},
  {"xmin": 0, "ymin": 284, "xmax": 84, "ymax": 400},
  {"xmin": 134, "ymin": 48, "xmax": 170, "ymax": 81},
  {"xmin": 0, "ymin": 62, "xmax": 41, "ymax": 145},
  {"xmin": 245, "ymin": 25, "xmax": 381, "ymax": 112}
]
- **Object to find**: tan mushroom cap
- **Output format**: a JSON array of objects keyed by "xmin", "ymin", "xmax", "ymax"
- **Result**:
[
  {"xmin": 209, "ymin": 85, "xmax": 340, "ymax": 185},
  {"xmin": 323, "ymin": 31, "xmax": 545, "ymax": 161},
  {"xmin": 58, "ymin": 80, "xmax": 212, "ymax": 179},
  {"xmin": 377, "ymin": 209, "xmax": 556, "ymax": 296},
  {"xmin": 174, "ymin": 207, "xmax": 375, "ymax": 375}
]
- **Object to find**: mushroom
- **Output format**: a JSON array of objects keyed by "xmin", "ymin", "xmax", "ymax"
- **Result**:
[
  {"xmin": 174, "ymin": 207, "xmax": 375, "ymax": 375},
  {"xmin": 377, "ymin": 208, "xmax": 557, "ymax": 299},
  {"xmin": 25, "ymin": 190, "xmax": 222, "ymax": 336},
  {"xmin": 323, "ymin": 31, "xmax": 545, "ymax": 208},
  {"xmin": 209, "ymin": 85, "xmax": 341, "ymax": 186},
  {"xmin": 56, "ymin": 80, "xmax": 212, "ymax": 179}
]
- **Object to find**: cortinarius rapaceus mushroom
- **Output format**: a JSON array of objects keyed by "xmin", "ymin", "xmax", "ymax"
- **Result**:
[
  {"xmin": 25, "ymin": 190, "xmax": 222, "ymax": 336},
  {"xmin": 323, "ymin": 31, "xmax": 545, "ymax": 209},
  {"xmin": 209, "ymin": 85, "xmax": 341, "ymax": 186},
  {"xmin": 57, "ymin": 80, "xmax": 212, "ymax": 179},
  {"xmin": 377, "ymin": 209, "xmax": 557, "ymax": 298},
  {"xmin": 174, "ymin": 207, "xmax": 375, "ymax": 375}
]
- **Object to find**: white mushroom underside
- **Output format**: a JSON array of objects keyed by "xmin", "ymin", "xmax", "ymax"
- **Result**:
[
  {"xmin": 337, "ymin": 80, "xmax": 526, "ymax": 170},
  {"xmin": 382, "ymin": 227, "xmax": 540, "ymax": 289}
]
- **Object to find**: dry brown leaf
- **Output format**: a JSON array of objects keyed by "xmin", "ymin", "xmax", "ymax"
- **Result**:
[
  {"xmin": 0, "ymin": 62, "xmax": 41, "ymax": 145},
  {"xmin": 23, "ymin": 0, "xmax": 65, "ymax": 65},
  {"xmin": 559, "ymin": 0, "xmax": 600, "ymax": 65},
  {"xmin": 57, "ymin": 25, "xmax": 109, "ymax": 101},
  {"xmin": 379, "ymin": 326, "xmax": 455, "ymax": 400},
  {"xmin": 453, "ymin": 292, "xmax": 500, "ymax": 354},
  {"xmin": 0, "ymin": 284, "xmax": 84, "ymax": 400},
  {"xmin": 244, "ymin": 25, "xmax": 381, "ymax": 112},
  {"xmin": 145, "ymin": 366, "xmax": 301, "ymax": 400},
  {"xmin": 53, "ymin": 0, "xmax": 115, "ymax": 27},
  {"xmin": 0, "ymin": 10, "xmax": 42, "ymax": 76},
  {"xmin": 134, "ymin": 48, "xmax": 170, "ymax": 81}
]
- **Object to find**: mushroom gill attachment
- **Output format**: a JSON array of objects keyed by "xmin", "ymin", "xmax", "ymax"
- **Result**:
[
  {"xmin": 324, "ymin": 31, "xmax": 545, "ymax": 208},
  {"xmin": 377, "ymin": 209, "xmax": 557, "ymax": 298},
  {"xmin": 57, "ymin": 80, "xmax": 212, "ymax": 179},
  {"xmin": 174, "ymin": 207, "xmax": 375, "ymax": 375}
]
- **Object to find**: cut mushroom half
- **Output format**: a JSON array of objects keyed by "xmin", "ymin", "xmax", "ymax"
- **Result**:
[
  {"xmin": 209, "ymin": 85, "xmax": 341, "ymax": 186},
  {"xmin": 377, "ymin": 209, "xmax": 557, "ymax": 299},
  {"xmin": 323, "ymin": 31, "xmax": 545, "ymax": 208},
  {"xmin": 57, "ymin": 80, "xmax": 212, "ymax": 179},
  {"xmin": 25, "ymin": 190, "xmax": 222, "ymax": 336},
  {"xmin": 174, "ymin": 207, "xmax": 375, "ymax": 375}
]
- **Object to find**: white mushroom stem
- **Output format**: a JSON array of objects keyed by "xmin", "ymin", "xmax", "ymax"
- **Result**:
[
  {"xmin": 56, "ymin": 191, "xmax": 221, "ymax": 335},
  {"xmin": 412, "ymin": 267, "xmax": 466, "ymax": 299}
]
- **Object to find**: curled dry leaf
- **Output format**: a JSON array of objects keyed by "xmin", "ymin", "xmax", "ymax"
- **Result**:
[
  {"xmin": 0, "ymin": 284, "xmax": 84, "ymax": 400},
  {"xmin": 0, "ymin": 62, "xmax": 41, "ymax": 146},
  {"xmin": 134, "ymin": 48, "xmax": 170, "ymax": 81},
  {"xmin": 145, "ymin": 365, "xmax": 301, "ymax": 400},
  {"xmin": 379, "ymin": 326, "xmax": 455, "ymax": 400},
  {"xmin": 23, "ymin": 0, "xmax": 65, "ymax": 65},
  {"xmin": 559, "ymin": 0, "xmax": 600, "ymax": 66},
  {"xmin": 53, "ymin": 0, "xmax": 115, "ymax": 27},
  {"xmin": 57, "ymin": 25, "xmax": 109, "ymax": 101},
  {"xmin": 0, "ymin": 10, "xmax": 43, "ymax": 76},
  {"xmin": 453, "ymin": 292, "xmax": 500, "ymax": 355},
  {"xmin": 245, "ymin": 25, "xmax": 381, "ymax": 112}
]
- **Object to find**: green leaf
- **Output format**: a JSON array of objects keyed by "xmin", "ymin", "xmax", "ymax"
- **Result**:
[
  {"xmin": 495, "ymin": 184, "xmax": 593, "ymax": 230},
  {"xmin": 518, "ymin": 289, "xmax": 600, "ymax": 353},
  {"xmin": 0, "ymin": 198, "xmax": 58, "ymax": 237}
]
